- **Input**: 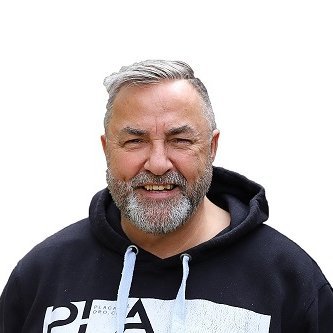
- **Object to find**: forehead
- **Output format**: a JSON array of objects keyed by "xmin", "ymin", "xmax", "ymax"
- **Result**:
[{"xmin": 109, "ymin": 80, "xmax": 208, "ymax": 133}]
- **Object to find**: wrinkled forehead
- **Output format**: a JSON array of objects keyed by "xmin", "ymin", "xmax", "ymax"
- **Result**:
[
  {"xmin": 114, "ymin": 80, "xmax": 202, "ymax": 107},
  {"xmin": 108, "ymin": 80, "xmax": 210, "ymax": 134}
]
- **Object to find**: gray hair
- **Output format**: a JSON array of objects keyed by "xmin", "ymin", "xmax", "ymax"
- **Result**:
[{"xmin": 103, "ymin": 60, "xmax": 216, "ymax": 131}]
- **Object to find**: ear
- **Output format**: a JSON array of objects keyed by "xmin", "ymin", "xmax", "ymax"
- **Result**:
[
  {"xmin": 101, "ymin": 134, "xmax": 108, "ymax": 156},
  {"xmin": 210, "ymin": 129, "xmax": 220, "ymax": 161}
]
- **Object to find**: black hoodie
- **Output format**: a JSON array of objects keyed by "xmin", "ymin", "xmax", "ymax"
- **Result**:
[{"xmin": 1, "ymin": 167, "xmax": 332, "ymax": 332}]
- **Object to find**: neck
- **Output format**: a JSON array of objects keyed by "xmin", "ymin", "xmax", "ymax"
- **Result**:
[{"xmin": 121, "ymin": 197, "xmax": 230, "ymax": 259}]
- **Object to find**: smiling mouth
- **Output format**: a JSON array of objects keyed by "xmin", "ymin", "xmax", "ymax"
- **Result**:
[{"xmin": 141, "ymin": 184, "xmax": 177, "ymax": 191}]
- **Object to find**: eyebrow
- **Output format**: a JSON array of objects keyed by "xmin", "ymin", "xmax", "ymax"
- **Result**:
[
  {"xmin": 120, "ymin": 126, "xmax": 148, "ymax": 136},
  {"xmin": 119, "ymin": 125, "xmax": 197, "ymax": 136},
  {"xmin": 166, "ymin": 125, "xmax": 197, "ymax": 136}
]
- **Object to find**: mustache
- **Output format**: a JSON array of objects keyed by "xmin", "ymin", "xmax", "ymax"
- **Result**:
[{"xmin": 130, "ymin": 171, "xmax": 187, "ymax": 188}]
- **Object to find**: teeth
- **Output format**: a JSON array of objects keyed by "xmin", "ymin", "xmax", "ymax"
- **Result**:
[{"xmin": 143, "ymin": 184, "xmax": 175, "ymax": 191}]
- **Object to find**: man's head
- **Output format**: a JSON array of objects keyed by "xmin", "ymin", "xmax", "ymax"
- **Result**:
[
  {"xmin": 101, "ymin": 60, "xmax": 219, "ymax": 235},
  {"xmin": 103, "ymin": 60, "xmax": 216, "ymax": 132}
]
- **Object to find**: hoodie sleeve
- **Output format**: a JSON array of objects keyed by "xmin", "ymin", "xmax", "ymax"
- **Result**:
[
  {"xmin": 0, "ymin": 267, "xmax": 26, "ymax": 333},
  {"xmin": 303, "ymin": 282, "xmax": 333, "ymax": 332}
]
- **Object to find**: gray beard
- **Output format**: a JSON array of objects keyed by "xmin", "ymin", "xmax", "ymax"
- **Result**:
[{"xmin": 106, "ymin": 163, "xmax": 213, "ymax": 235}]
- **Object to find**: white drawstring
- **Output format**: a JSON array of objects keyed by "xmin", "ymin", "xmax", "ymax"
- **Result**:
[
  {"xmin": 116, "ymin": 248, "xmax": 191, "ymax": 333},
  {"xmin": 116, "ymin": 245, "xmax": 138, "ymax": 333},
  {"xmin": 170, "ymin": 253, "xmax": 191, "ymax": 333}
]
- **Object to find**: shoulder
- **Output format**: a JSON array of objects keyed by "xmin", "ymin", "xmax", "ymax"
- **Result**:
[
  {"xmin": 254, "ymin": 224, "xmax": 316, "ymax": 259},
  {"xmin": 247, "ymin": 224, "xmax": 329, "ymax": 289},
  {"xmin": 27, "ymin": 218, "xmax": 92, "ymax": 253},
  {"xmin": 256, "ymin": 225, "xmax": 333, "ymax": 324},
  {"xmin": 15, "ymin": 218, "xmax": 99, "ymax": 276},
  {"xmin": 249, "ymin": 224, "xmax": 317, "ymax": 264},
  {"xmin": 1, "ymin": 219, "xmax": 100, "ymax": 323}
]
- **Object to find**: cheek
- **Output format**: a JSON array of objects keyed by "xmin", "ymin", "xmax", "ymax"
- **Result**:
[
  {"xmin": 171, "ymin": 149, "xmax": 209, "ymax": 180},
  {"xmin": 108, "ymin": 151, "xmax": 145, "ymax": 181}
]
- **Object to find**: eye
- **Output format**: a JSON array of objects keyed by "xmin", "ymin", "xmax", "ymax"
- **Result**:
[
  {"xmin": 122, "ymin": 138, "xmax": 146, "ymax": 148},
  {"xmin": 170, "ymin": 138, "xmax": 193, "ymax": 146},
  {"xmin": 125, "ymin": 139, "xmax": 143, "ymax": 144}
]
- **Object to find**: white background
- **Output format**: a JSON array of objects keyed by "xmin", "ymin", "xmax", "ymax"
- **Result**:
[{"xmin": 0, "ymin": 1, "xmax": 332, "ymax": 290}]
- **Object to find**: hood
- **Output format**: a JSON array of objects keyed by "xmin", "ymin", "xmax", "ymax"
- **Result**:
[{"xmin": 89, "ymin": 167, "xmax": 269, "ymax": 263}]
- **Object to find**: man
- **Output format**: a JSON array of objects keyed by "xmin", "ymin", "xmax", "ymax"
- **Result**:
[{"xmin": 1, "ymin": 60, "xmax": 332, "ymax": 332}]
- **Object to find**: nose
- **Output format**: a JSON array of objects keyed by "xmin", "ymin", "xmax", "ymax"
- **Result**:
[{"xmin": 144, "ymin": 141, "xmax": 173, "ymax": 175}]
